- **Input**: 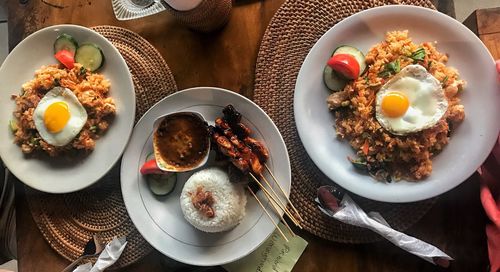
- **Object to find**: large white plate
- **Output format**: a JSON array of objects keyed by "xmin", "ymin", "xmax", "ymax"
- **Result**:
[
  {"xmin": 0, "ymin": 25, "xmax": 136, "ymax": 193},
  {"xmin": 294, "ymin": 5, "xmax": 500, "ymax": 203},
  {"xmin": 120, "ymin": 87, "xmax": 291, "ymax": 266}
]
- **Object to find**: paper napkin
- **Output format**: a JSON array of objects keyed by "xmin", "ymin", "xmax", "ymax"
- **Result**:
[
  {"xmin": 72, "ymin": 236, "xmax": 127, "ymax": 272},
  {"xmin": 223, "ymin": 222, "xmax": 308, "ymax": 272},
  {"xmin": 317, "ymin": 188, "xmax": 452, "ymax": 267}
]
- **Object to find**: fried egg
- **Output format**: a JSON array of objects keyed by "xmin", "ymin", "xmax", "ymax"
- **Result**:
[
  {"xmin": 375, "ymin": 64, "xmax": 448, "ymax": 135},
  {"xmin": 34, "ymin": 87, "xmax": 88, "ymax": 146}
]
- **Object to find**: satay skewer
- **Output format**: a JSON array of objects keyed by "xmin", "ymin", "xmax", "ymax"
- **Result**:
[
  {"xmin": 249, "ymin": 182, "xmax": 295, "ymax": 237},
  {"xmin": 250, "ymin": 173, "xmax": 302, "ymax": 228},
  {"xmin": 275, "ymin": 209, "xmax": 296, "ymax": 237},
  {"xmin": 249, "ymin": 173, "xmax": 300, "ymax": 226},
  {"xmin": 214, "ymin": 106, "xmax": 302, "ymax": 228},
  {"xmin": 261, "ymin": 188, "xmax": 296, "ymax": 237},
  {"xmin": 247, "ymin": 186, "xmax": 289, "ymax": 242},
  {"xmin": 264, "ymin": 164, "xmax": 304, "ymax": 222},
  {"xmin": 258, "ymin": 173, "xmax": 300, "ymax": 223}
]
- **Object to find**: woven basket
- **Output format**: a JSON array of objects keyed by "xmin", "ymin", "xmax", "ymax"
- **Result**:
[
  {"xmin": 254, "ymin": 0, "xmax": 438, "ymax": 243},
  {"xmin": 165, "ymin": 0, "xmax": 232, "ymax": 32},
  {"xmin": 26, "ymin": 25, "xmax": 178, "ymax": 269}
]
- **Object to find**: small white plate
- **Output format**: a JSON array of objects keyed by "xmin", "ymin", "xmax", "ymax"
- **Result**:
[
  {"xmin": 294, "ymin": 5, "xmax": 500, "ymax": 203},
  {"xmin": 0, "ymin": 25, "xmax": 136, "ymax": 193},
  {"xmin": 120, "ymin": 87, "xmax": 291, "ymax": 266}
]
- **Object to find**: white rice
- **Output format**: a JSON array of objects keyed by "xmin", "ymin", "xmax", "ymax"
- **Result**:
[{"xmin": 180, "ymin": 167, "xmax": 247, "ymax": 233}]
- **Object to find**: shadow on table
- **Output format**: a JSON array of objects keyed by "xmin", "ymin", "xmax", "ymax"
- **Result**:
[
  {"xmin": 234, "ymin": 0, "xmax": 264, "ymax": 7},
  {"xmin": 161, "ymin": 255, "xmax": 226, "ymax": 272}
]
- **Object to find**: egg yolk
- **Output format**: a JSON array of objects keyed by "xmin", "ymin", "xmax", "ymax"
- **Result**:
[
  {"xmin": 381, "ymin": 92, "xmax": 410, "ymax": 118},
  {"xmin": 44, "ymin": 101, "xmax": 70, "ymax": 133}
]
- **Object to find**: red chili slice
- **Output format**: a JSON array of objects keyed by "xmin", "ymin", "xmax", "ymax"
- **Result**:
[{"xmin": 327, "ymin": 53, "xmax": 360, "ymax": 80}]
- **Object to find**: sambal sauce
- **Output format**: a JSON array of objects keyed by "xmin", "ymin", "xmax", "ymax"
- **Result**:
[{"xmin": 153, "ymin": 113, "xmax": 209, "ymax": 170}]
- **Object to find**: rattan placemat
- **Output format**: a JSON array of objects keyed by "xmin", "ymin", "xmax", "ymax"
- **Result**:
[
  {"xmin": 25, "ymin": 25, "xmax": 177, "ymax": 268},
  {"xmin": 254, "ymin": 0, "xmax": 437, "ymax": 243}
]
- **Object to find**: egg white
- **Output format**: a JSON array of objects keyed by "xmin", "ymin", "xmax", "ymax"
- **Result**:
[
  {"xmin": 34, "ymin": 87, "xmax": 88, "ymax": 146},
  {"xmin": 375, "ymin": 64, "xmax": 448, "ymax": 135}
]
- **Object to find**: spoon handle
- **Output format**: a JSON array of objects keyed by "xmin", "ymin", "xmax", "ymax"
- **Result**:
[
  {"xmin": 61, "ymin": 253, "xmax": 98, "ymax": 272},
  {"xmin": 61, "ymin": 256, "xmax": 85, "ymax": 272}
]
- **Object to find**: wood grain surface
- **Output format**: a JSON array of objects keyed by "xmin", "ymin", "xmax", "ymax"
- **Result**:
[
  {"xmin": 464, "ymin": 7, "xmax": 500, "ymax": 60},
  {"xmin": 6, "ymin": 0, "xmax": 497, "ymax": 271}
]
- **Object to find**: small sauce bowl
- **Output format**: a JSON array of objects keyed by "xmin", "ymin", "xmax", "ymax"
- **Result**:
[{"xmin": 140, "ymin": 112, "xmax": 210, "ymax": 175}]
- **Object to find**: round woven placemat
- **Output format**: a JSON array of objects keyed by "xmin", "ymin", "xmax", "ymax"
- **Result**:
[
  {"xmin": 254, "ymin": 0, "xmax": 437, "ymax": 243},
  {"xmin": 25, "ymin": 25, "xmax": 177, "ymax": 268}
]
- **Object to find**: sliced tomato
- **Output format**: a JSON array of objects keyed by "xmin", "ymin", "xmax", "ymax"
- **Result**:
[
  {"xmin": 54, "ymin": 49, "xmax": 75, "ymax": 69},
  {"xmin": 327, "ymin": 53, "xmax": 360, "ymax": 80},
  {"xmin": 140, "ymin": 159, "xmax": 165, "ymax": 175}
]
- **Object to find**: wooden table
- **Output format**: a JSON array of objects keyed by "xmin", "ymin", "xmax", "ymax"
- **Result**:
[{"xmin": 6, "ymin": 1, "xmax": 498, "ymax": 271}]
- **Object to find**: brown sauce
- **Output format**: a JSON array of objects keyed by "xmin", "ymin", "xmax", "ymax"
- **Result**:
[{"xmin": 154, "ymin": 113, "xmax": 209, "ymax": 170}]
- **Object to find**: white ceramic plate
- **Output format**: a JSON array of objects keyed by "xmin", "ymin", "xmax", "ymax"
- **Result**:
[
  {"xmin": 294, "ymin": 5, "xmax": 500, "ymax": 203},
  {"xmin": 120, "ymin": 87, "xmax": 291, "ymax": 266},
  {"xmin": 0, "ymin": 25, "xmax": 136, "ymax": 193}
]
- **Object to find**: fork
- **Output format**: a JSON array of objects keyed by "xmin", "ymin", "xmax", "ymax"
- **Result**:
[{"xmin": 61, "ymin": 234, "xmax": 104, "ymax": 272}]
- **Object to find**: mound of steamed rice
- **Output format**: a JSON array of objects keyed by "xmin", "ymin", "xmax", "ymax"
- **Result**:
[{"xmin": 180, "ymin": 167, "xmax": 247, "ymax": 233}]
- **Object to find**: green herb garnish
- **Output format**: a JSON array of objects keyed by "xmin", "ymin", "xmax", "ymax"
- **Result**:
[
  {"xmin": 410, "ymin": 47, "xmax": 426, "ymax": 63},
  {"xmin": 441, "ymin": 75, "xmax": 449, "ymax": 86},
  {"xmin": 378, "ymin": 59, "xmax": 400, "ymax": 78},
  {"xmin": 79, "ymin": 66, "xmax": 87, "ymax": 76},
  {"xmin": 427, "ymin": 60, "xmax": 433, "ymax": 71},
  {"xmin": 30, "ymin": 137, "xmax": 40, "ymax": 146},
  {"xmin": 89, "ymin": 125, "xmax": 97, "ymax": 133},
  {"xmin": 347, "ymin": 156, "xmax": 368, "ymax": 171}
]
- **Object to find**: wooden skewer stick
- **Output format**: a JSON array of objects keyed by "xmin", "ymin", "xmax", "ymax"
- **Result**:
[
  {"xmin": 265, "ymin": 164, "xmax": 304, "ymax": 222},
  {"xmin": 264, "ymin": 192, "xmax": 296, "ymax": 237},
  {"xmin": 247, "ymin": 186, "xmax": 289, "ymax": 242},
  {"xmin": 249, "ymin": 173, "xmax": 299, "ymax": 226},
  {"xmin": 250, "ymin": 173, "xmax": 302, "ymax": 228},
  {"xmin": 259, "ymin": 174, "xmax": 298, "ymax": 222},
  {"xmin": 259, "ymin": 182, "xmax": 301, "ymax": 229}
]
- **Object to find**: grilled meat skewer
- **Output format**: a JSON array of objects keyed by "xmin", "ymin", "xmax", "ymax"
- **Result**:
[
  {"xmin": 216, "ymin": 117, "xmax": 270, "ymax": 164},
  {"xmin": 214, "ymin": 120, "xmax": 264, "ymax": 176},
  {"xmin": 210, "ymin": 128, "xmax": 250, "ymax": 173}
]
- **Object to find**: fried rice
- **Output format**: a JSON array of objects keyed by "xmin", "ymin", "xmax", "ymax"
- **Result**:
[
  {"xmin": 328, "ymin": 30, "xmax": 465, "ymax": 181},
  {"xmin": 11, "ymin": 63, "xmax": 116, "ymax": 156}
]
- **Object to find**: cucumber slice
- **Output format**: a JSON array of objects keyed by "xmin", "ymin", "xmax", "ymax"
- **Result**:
[
  {"xmin": 75, "ymin": 43, "xmax": 104, "ymax": 72},
  {"xmin": 54, "ymin": 34, "xmax": 78, "ymax": 55},
  {"xmin": 145, "ymin": 152, "xmax": 176, "ymax": 196},
  {"xmin": 333, "ymin": 45, "xmax": 366, "ymax": 77},
  {"xmin": 323, "ymin": 65, "xmax": 347, "ymax": 91},
  {"xmin": 148, "ymin": 173, "xmax": 177, "ymax": 196}
]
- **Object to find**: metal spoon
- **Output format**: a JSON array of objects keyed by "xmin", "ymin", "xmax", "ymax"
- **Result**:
[{"xmin": 61, "ymin": 234, "xmax": 104, "ymax": 272}]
